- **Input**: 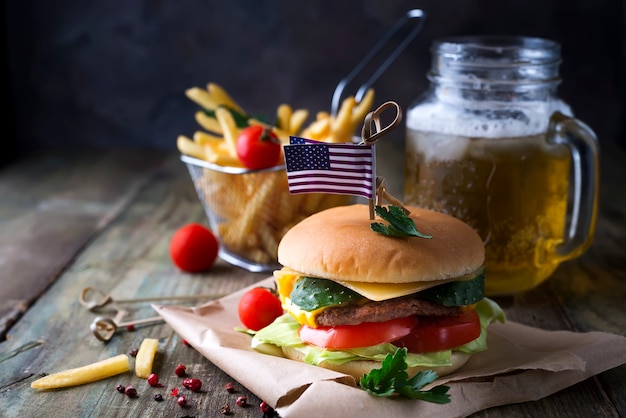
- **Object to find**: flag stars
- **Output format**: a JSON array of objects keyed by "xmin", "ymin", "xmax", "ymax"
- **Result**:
[{"xmin": 285, "ymin": 145, "xmax": 331, "ymax": 172}]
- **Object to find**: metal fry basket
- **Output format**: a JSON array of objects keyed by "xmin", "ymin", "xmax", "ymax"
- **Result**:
[{"xmin": 182, "ymin": 155, "xmax": 349, "ymax": 272}]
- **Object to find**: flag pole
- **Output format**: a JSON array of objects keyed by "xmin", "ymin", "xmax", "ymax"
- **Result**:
[
  {"xmin": 361, "ymin": 101, "xmax": 401, "ymax": 220},
  {"xmin": 368, "ymin": 143, "xmax": 377, "ymax": 220}
]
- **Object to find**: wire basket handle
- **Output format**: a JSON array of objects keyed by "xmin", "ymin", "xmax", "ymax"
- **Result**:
[{"xmin": 331, "ymin": 9, "xmax": 426, "ymax": 116}]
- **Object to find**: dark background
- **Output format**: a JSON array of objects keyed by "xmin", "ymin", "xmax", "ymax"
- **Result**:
[{"xmin": 2, "ymin": 0, "xmax": 624, "ymax": 168}]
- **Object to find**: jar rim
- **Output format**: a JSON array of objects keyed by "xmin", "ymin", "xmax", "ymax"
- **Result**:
[{"xmin": 432, "ymin": 35, "xmax": 561, "ymax": 65}]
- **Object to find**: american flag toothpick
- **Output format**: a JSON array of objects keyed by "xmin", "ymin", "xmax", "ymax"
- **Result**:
[
  {"xmin": 284, "ymin": 136, "xmax": 376, "ymax": 200},
  {"xmin": 283, "ymin": 101, "xmax": 402, "ymax": 220}
]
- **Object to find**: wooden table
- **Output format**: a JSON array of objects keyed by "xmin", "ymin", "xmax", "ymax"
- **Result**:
[{"xmin": 1, "ymin": 146, "xmax": 625, "ymax": 417}]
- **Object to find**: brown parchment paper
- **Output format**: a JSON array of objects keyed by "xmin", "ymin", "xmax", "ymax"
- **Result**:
[{"xmin": 154, "ymin": 277, "xmax": 626, "ymax": 418}]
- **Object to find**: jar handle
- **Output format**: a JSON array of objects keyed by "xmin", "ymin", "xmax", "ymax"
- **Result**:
[{"xmin": 547, "ymin": 111, "xmax": 600, "ymax": 261}]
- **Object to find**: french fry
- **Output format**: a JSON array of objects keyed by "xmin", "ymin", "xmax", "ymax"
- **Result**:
[
  {"xmin": 276, "ymin": 104, "xmax": 292, "ymax": 133},
  {"xmin": 193, "ymin": 130, "xmax": 223, "ymax": 145},
  {"xmin": 289, "ymin": 109, "xmax": 309, "ymax": 135},
  {"xmin": 205, "ymin": 143, "xmax": 244, "ymax": 167},
  {"xmin": 195, "ymin": 111, "xmax": 223, "ymax": 135},
  {"xmin": 207, "ymin": 83, "xmax": 246, "ymax": 115},
  {"xmin": 246, "ymin": 118, "xmax": 266, "ymax": 127},
  {"xmin": 135, "ymin": 338, "xmax": 159, "ymax": 378},
  {"xmin": 230, "ymin": 172, "xmax": 281, "ymax": 239},
  {"xmin": 301, "ymin": 116, "xmax": 330, "ymax": 140},
  {"xmin": 215, "ymin": 107, "xmax": 239, "ymax": 158},
  {"xmin": 278, "ymin": 187, "xmax": 298, "ymax": 220},
  {"xmin": 31, "ymin": 354, "xmax": 130, "ymax": 390},
  {"xmin": 257, "ymin": 222, "xmax": 279, "ymax": 255},
  {"xmin": 272, "ymin": 127, "xmax": 291, "ymax": 144},
  {"xmin": 247, "ymin": 247, "xmax": 269, "ymax": 264},
  {"xmin": 351, "ymin": 88, "xmax": 375, "ymax": 126},
  {"xmin": 177, "ymin": 135, "xmax": 205, "ymax": 160},
  {"xmin": 185, "ymin": 87, "xmax": 219, "ymax": 110},
  {"xmin": 331, "ymin": 96, "xmax": 356, "ymax": 142}
]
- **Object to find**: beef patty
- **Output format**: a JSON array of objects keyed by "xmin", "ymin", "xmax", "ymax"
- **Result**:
[{"xmin": 314, "ymin": 295, "xmax": 462, "ymax": 327}]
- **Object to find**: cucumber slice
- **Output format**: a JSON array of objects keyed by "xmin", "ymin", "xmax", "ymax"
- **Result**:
[
  {"xmin": 290, "ymin": 276, "xmax": 364, "ymax": 311},
  {"xmin": 419, "ymin": 267, "xmax": 485, "ymax": 306}
]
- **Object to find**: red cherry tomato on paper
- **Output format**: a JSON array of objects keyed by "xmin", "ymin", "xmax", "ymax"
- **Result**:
[
  {"xmin": 392, "ymin": 309, "xmax": 481, "ymax": 353},
  {"xmin": 236, "ymin": 125, "xmax": 281, "ymax": 170},
  {"xmin": 169, "ymin": 223, "xmax": 219, "ymax": 272},
  {"xmin": 299, "ymin": 316, "xmax": 418, "ymax": 349},
  {"xmin": 238, "ymin": 287, "xmax": 283, "ymax": 331}
]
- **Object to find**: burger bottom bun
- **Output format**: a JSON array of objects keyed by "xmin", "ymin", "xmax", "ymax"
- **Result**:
[{"xmin": 281, "ymin": 346, "xmax": 471, "ymax": 380}]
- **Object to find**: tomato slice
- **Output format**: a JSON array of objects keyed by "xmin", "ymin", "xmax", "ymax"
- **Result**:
[
  {"xmin": 298, "ymin": 316, "xmax": 418, "ymax": 349},
  {"xmin": 392, "ymin": 309, "xmax": 481, "ymax": 353}
]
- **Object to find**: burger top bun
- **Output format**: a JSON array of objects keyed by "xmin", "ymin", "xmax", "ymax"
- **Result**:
[{"xmin": 277, "ymin": 204, "xmax": 484, "ymax": 284}]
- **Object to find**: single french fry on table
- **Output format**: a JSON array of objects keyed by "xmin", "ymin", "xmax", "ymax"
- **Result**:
[
  {"xmin": 195, "ymin": 111, "xmax": 223, "ymax": 135},
  {"xmin": 31, "ymin": 354, "xmax": 130, "ymax": 390},
  {"xmin": 185, "ymin": 87, "xmax": 219, "ymax": 111},
  {"xmin": 207, "ymin": 83, "xmax": 246, "ymax": 115},
  {"xmin": 135, "ymin": 338, "xmax": 159, "ymax": 378}
]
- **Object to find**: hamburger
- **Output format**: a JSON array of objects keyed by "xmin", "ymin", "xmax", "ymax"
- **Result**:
[{"xmin": 251, "ymin": 204, "xmax": 505, "ymax": 379}]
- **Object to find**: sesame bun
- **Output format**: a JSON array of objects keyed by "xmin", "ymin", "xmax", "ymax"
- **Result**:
[
  {"xmin": 280, "ymin": 346, "xmax": 471, "ymax": 379},
  {"xmin": 277, "ymin": 204, "xmax": 484, "ymax": 284}
]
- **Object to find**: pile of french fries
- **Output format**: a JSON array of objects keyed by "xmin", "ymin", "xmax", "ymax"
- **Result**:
[
  {"xmin": 177, "ymin": 82, "xmax": 375, "ymax": 164},
  {"xmin": 177, "ymin": 83, "xmax": 375, "ymax": 266}
]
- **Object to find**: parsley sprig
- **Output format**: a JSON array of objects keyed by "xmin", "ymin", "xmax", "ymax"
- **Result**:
[
  {"xmin": 359, "ymin": 348, "xmax": 451, "ymax": 403},
  {"xmin": 370, "ymin": 206, "xmax": 433, "ymax": 239}
]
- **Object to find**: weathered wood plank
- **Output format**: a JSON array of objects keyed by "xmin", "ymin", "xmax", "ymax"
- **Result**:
[
  {"xmin": 0, "ymin": 150, "xmax": 170, "ymax": 340},
  {"xmin": 0, "ymin": 152, "xmax": 268, "ymax": 416},
  {"xmin": 1, "ymin": 147, "xmax": 625, "ymax": 417}
]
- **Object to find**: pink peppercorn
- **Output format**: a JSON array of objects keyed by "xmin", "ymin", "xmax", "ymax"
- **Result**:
[
  {"xmin": 147, "ymin": 373, "xmax": 159, "ymax": 387},
  {"xmin": 174, "ymin": 364, "xmax": 186, "ymax": 377},
  {"xmin": 182, "ymin": 377, "xmax": 202, "ymax": 392},
  {"xmin": 124, "ymin": 385, "xmax": 137, "ymax": 398}
]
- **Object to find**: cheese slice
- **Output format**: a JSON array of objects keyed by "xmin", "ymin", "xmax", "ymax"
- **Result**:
[
  {"xmin": 274, "ymin": 267, "xmax": 456, "ymax": 302},
  {"xmin": 281, "ymin": 297, "xmax": 326, "ymax": 328},
  {"xmin": 335, "ymin": 278, "xmax": 456, "ymax": 301}
]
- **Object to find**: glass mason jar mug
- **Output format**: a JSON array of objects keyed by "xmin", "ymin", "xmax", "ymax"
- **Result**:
[{"xmin": 404, "ymin": 36, "xmax": 599, "ymax": 295}]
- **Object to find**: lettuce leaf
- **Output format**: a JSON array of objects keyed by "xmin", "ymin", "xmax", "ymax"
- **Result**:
[{"xmin": 251, "ymin": 298, "xmax": 506, "ymax": 367}]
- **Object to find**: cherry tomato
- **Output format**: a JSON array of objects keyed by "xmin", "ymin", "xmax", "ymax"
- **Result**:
[
  {"xmin": 238, "ymin": 287, "xmax": 283, "ymax": 331},
  {"xmin": 236, "ymin": 125, "xmax": 281, "ymax": 169},
  {"xmin": 169, "ymin": 223, "xmax": 219, "ymax": 272},
  {"xmin": 298, "ymin": 316, "xmax": 418, "ymax": 349},
  {"xmin": 392, "ymin": 309, "xmax": 481, "ymax": 353}
]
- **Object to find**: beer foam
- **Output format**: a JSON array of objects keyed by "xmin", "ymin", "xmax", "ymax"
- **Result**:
[{"xmin": 406, "ymin": 100, "xmax": 572, "ymax": 138}]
